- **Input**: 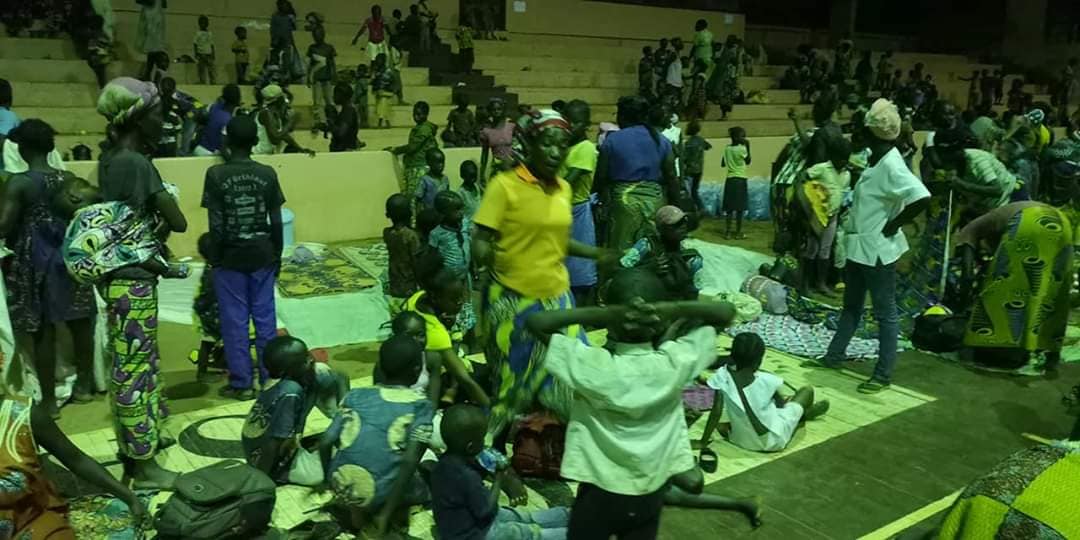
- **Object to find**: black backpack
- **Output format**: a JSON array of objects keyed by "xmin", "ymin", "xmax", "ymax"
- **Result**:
[{"xmin": 154, "ymin": 460, "xmax": 277, "ymax": 540}]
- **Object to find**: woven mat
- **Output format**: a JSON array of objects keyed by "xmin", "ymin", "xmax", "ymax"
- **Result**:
[{"xmin": 277, "ymin": 248, "xmax": 379, "ymax": 299}]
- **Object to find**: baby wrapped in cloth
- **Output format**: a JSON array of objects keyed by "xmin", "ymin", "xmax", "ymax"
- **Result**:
[{"xmin": 60, "ymin": 177, "xmax": 187, "ymax": 284}]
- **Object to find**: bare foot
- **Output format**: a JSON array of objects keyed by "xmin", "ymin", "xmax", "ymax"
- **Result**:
[
  {"xmin": 501, "ymin": 469, "xmax": 528, "ymax": 506},
  {"xmin": 805, "ymin": 400, "xmax": 830, "ymax": 421},
  {"xmin": 131, "ymin": 459, "xmax": 179, "ymax": 490}
]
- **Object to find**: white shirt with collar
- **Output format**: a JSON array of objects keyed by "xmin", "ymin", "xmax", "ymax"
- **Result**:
[
  {"xmin": 842, "ymin": 147, "xmax": 930, "ymax": 267},
  {"xmin": 544, "ymin": 326, "xmax": 717, "ymax": 496}
]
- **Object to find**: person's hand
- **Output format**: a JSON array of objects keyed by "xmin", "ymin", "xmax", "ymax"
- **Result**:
[
  {"xmin": 621, "ymin": 298, "xmax": 661, "ymax": 332},
  {"xmin": 882, "ymin": 221, "xmax": 900, "ymax": 238},
  {"xmin": 383, "ymin": 146, "xmax": 394, "ymax": 152},
  {"xmin": 127, "ymin": 495, "xmax": 148, "ymax": 529},
  {"xmin": 595, "ymin": 248, "xmax": 620, "ymax": 270},
  {"xmin": 351, "ymin": 37, "xmax": 359, "ymax": 46},
  {"xmin": 304, "ymin": 148, "xmax": 316, "ymax": 157}
]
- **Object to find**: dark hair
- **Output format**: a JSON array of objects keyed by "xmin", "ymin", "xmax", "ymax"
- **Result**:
[
  {"xmin": 226, "ymin": 115, "xmax": 259, "ymax": 149},
  {"xmin": 642, "ymin": 46, "xmax": 652, "ymax": 55},
  {"xmin": 551, "ymin": 99, "xmax": 567, "ymax": 113},
  {"xmin": 460, "ymin": 159, "xmax": 478, "ymax": 177},
  {"xmin": 334, "ymin": 82, "xmax": 354, "ymax": 101},
  {"xmin": 826, "ymin": 135, "xmax": 852, "ymax": 164},
  {"xmin": 234, "ymin": 25, "xmax": 246, "ymax": 38},
  {"xmin": 434, "ymin": 190, "xmax": 463, "ymax": 214},
  {"xmin": 385, "ymin": 193, "xmax": 411, "ymax": 224},
  {"xmin": 441, "ymin": 404, "xmax": 487, "ymax": 452},
  {"xmin": 391, "ymin": 311, "xmax": 425, "ymax": 335},
  {"xmin": 197, "ymin": 233, "xmax": 214, "ymax": 261},
  {"xmin": 425, "ymin": 147, "xmax": 444, "ymax": 164},
  {"xmin": 729, "ymin": 126, "xmax": 745, "ymax": 139},
  {"xmin": 603, "ymin": 268, "xmax": 667, "ymax": 305},
  {"xmin": 222, "ymin": 84, "xmax": 242, "ymax": 106},
  {"xmin": 417, "ymin": 207, "xmax": 441, "ymax": 237},
  {"xmin": 695, "ymin": 19, "xmax": 707, "ymax": 31},
  {"xmin": 393, "ymin": 8, "xmax": 402, "ymax": 17},
  {"xmin": 732, "ymin": 332, "xmax": 765, "ymax": 370},
  {"xmin": 378, "ymin": 334, "xmax": 423, "ymax": 383},
  {"xmin": 687, "ymin": 120, "xmax": 701, "ymax": 136},
  {"xmin": 9, "ymin": 119, "xmax": 56, "ymax": 157},
  {"xmin": 0, "ymin": 79, "xmax": 11, "ymax": 107},
  {"xmin": 264, "ymin": 336, "xmax": 308, "ymax": 378},
  {"xmin": 198, "ymin": 14, "xmax": 209, "ymax": 24},
  {"xmin": 414, "ymin": 101, "xmax": 430, "ymax": 116},
  {"xmin": 812, "ymin": 91, "xmax": 838, "ymax": 125}
]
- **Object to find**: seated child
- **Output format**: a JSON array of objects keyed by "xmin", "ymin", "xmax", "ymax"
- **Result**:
[
  {"xmin": 529, "ymin": 269, "xmax": 758, "ymax": 537},
  {"xmin": 619, "ymin": 205, "xmax": 703, "ymax": 300},
  {"xmin": 431, "ymin": 404, "xmax": 570, "ymax": 540},
  {"xmin": 405, "ymin": 264, "xmax": 489, "ymax": 407},
  {"xmin": 442, "ymin": 93, "xmax": 478, "ymax": 148},
  {"xmin": 241, "ymin": 336, "xmax": 348, "ymax": 485},
  {"xmin": 59, "ymin": 177, "xmax": 189, "ymax": 283},
  {"xmin": 324, "ymin": 335, "xmax": 434, "ymax": 535},
  {"xmin": 417, "ymin": 148, "xmax": 450, "ymax": 210},
  {"xmin": 383, "ymin": 194, "xmax": 422, "ymax": 312},
  {"xmin": 701, "ymin": 332, "xmax": 829, "ymax": 453}
]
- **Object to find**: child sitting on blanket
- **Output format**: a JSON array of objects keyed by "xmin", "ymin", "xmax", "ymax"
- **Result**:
[
  {"xmin": 431, "ymin": 403, "xmax": 571, "ymax": 539},
  {"xmin": 699, "ymin": 332, "xmax": 830, "ymax": 453},
  {"xmin": 58, "ymin": 176, "xmax": 190, "ymax": 284}
]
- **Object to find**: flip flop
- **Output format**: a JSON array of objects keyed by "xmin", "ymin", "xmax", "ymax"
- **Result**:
[{"xmin": 698, "ymin": 448, "xmax": 718, "ymax": 473}]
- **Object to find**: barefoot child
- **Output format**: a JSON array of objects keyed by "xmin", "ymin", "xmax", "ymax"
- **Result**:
[
  {"xmin": 528, "ymin": 269, "xmax": 759, "ymax": 538},
  {"xmin": 389, "ymin": 101, "xmax": 440, "ymax": 207},
  {"xmin": 798, "ymin": 136, "xmax": 851, "ymax": 295},
  {"xmin": 431, "ymin": 404, "xmax": 570, "ymax": 539},
  {"xmin": 417, "ymin": 148, "xmax": 450, "ymax": 210},
  {"xmin": 700, "ymin": 332, "xmax": 829, "ymax": 452},
  {"xmin": 682, "ymin": 120, "xmax": 712, "ymax": 210},
  {"xmin": 456, "ymin": 160, "xmax": 482, "ymax": 222},
  {"xmin": 721, "ymin": 126, "xmax": 751, "ymax": 239}
]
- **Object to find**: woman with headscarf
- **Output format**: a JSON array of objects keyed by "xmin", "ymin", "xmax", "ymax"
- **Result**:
[
  {"xmin": 949, "ymin": 201, "xmax": 1073, "ymax": 374},
  {"xmin": 471, "ymin": 109, "xmax": 609, "ymax": 448},
  {"xmin": 814, "ymin": 99, "xmax": 930, "ymax": 395},
  {"xmin": 95, "ymin": 77, "xmax": 188, "ymax": 489},
  {"xmin": 594, "ymin": 95, "xmax": 678, "ymax": 252},
  {"xmin": 0, "ymin": 120, "xmax": 98, "ymax": 419}
]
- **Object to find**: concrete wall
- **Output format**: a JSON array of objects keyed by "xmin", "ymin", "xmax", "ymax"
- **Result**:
[{"xmin": 502, "ymin": 0, "xmax": 744, "ymax": 42}]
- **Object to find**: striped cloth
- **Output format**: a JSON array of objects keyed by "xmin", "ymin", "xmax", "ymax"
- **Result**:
[{"xmin": 964, "ymin": 149, "xmax": 1017, "ymax": 210}]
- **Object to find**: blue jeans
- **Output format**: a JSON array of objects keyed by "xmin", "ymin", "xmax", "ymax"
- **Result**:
[
  {"xmin": 213, "ymin": 266, "xmax": 277, "ymax": 389},
  {"xmin": 486, "ymin": 507, "xmax": 570, "ymax": 540},
  {"xmin": 825, "ymin": 261, "xmax": 899, "ymax": 383}
]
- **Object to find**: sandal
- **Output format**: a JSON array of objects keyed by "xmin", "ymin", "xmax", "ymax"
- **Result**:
[
  {"xmin": 218, "ymin": 386, "xmax": 257, "ymax": 401},
  {"xmin": 698, "ymin": 448, "xmax": 718, "ymax": 473}
]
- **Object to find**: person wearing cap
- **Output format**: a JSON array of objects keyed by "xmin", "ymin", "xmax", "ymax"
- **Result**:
[
  {"xmin": 203, "ymin": 116, "xmax": 287, "ymax": 400},
  {"xmin": 255, "ymin": 84, "xmax": 314, "ymax": 156},
  {"xmin": 811, "ymin": 98, "xmax": 930, "ymax": 395},
  {"xmin": 618, "ymin": 205, "xmax": 702, "ymax": 300}
]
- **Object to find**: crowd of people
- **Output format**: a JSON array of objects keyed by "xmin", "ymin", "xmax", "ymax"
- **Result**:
[{"xmin": 3, "ymin": 3, "xmax": 1080, "ymax": 539}]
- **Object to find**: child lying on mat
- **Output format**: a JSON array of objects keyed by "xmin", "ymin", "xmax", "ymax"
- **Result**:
[
  {"xmin": 700, "ymin": 332, "xmax": 829, "ymax": 453},
  {"xmin": 241, "ymin": 336, "xmax": 349, "ymax": 486},
  {"xmin": 528, "ymin": 268, "xmax": 760, "ymax": 537},
  {"xmin": 59, "ymin": 176, "xmax": 189, "ymax": 284}
]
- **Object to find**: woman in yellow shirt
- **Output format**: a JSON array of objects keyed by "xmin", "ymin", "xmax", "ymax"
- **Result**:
[{"xmin": 471, "ymin": 109, "xmax": 609, "ymax": 444}]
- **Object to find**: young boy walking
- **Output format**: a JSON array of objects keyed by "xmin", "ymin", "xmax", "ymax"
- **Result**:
[
  {"xmin": 202, "ymin": 116, "xmax": 286, "ymax": 400},
  {"xmin": 431, "ymin": 404, "xmax": 570, "ymax": 539},
  {"xmin": 528, "ymin": 269, "xmax": 742, "ymax": 539}
]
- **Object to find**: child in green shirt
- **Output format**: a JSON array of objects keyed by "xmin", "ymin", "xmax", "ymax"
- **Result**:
[{"xmin": 721, "ymin": 126, "xmax": 751, "ymax": 239}]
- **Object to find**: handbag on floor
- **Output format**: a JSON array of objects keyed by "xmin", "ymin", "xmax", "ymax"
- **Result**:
[{"xmin": 154, "ymin": 460, "xmax": 277, "ymax": 540}]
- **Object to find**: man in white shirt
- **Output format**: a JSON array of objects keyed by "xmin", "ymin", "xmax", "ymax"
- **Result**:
[{"xmin": 814, "ymin": 99, "xmax": 930, "ymax": 394}]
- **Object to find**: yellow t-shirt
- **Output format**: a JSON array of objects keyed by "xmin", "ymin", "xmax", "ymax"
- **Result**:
[
  {"xmin": 473, "ymin": 166, "xmax": 572, "ymax": 299},
  {"xmin": 405, "ymin": 291, "xmax": 453, "ymax": 351},
  {"xmin": 723, "ymin": 143, "xmax": 749, "ymax": 179},
  {"xmin": 558, "ymin": 140, "xmax": 599, "ymax": 205}
]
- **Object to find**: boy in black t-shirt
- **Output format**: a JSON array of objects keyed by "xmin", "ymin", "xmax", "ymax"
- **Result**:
[{"xmin": 202, "ymin": 116, "xmax": 287, "ymax": 399}]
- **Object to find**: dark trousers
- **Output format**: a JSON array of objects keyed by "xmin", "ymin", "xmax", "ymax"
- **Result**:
[
  {"xmin": 213, "ymin": 266, "xmax": 277, "ymax": 389},
  {"xmin": 825, "ymin": 260, "xmax": 900, "ymax": 383},
  {"xmin": 236, "ymin": 62, "xmax": 249, "ymax": 84},
  {"xmin": 568, "ymin": 483, "xmax": 666, "ymax": 540},
  {"xmin": 460, "ymin": 47, "xmax": 474, "ymax": 73}
]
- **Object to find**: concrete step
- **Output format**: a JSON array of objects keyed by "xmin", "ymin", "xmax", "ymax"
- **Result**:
[
  {"xmin": 0, "ymin": 57, "xmax": 430, "ymax": 86},
  {"xmin": 471, "ymin": 40, "xmax": 646, "ymax": 60},
  {"xmin": 474, "ymin": 55, "xmax": 636, "ymax": 75},
  {"xmin": 0, "ymin": 37, "xmax": 78, "ymax": 59},
  {"xmin": 10, "ymin": 80, "xmax": 450, "ymax": 108}
]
